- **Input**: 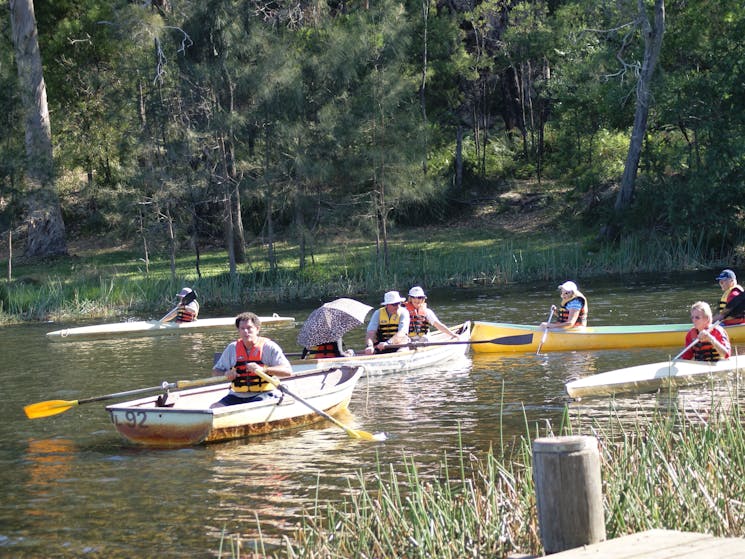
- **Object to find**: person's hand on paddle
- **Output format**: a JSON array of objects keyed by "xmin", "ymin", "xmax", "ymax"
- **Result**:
[{"xmin": 540, "ymin": 305, "xmax": 557, "ymax": 329}]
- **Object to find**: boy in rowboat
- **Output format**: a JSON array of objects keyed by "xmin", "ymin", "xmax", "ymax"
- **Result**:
[
  {"xmin": 680, "ymin": 301, "xmax": 731, "ymax": 362},
  {"xmin": 161, "ymin": 287, "xmax": 200, "ymax": 322},
  {"xmin": 540, "ymin": 281, "xmax": 588, "ymax": 331},
  {"xmin": 211, "ymin": 312, "xmax": 292, "ymax": 407},
  {"xmin": 713, "ymin": 269, "xmax": 745, "ymax": 325}
]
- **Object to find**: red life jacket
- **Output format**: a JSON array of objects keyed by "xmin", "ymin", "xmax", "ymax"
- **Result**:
[
  {"xmin": 404, "ymin": 302, "xmax": 430, "ymax": 336},
  {"xmin": 232, "ymin": 338, "xmax": 270, "ymax": 392},
  {"xmin": 305, "ymin": 342, "xmax": 342, "ymax": 359}
]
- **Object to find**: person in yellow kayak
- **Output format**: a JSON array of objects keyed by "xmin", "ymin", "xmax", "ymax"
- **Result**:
[
  {"xmin": 161, "ymin": 287, "xmax": 200, "ymax": 322},
  {"xmin": 713, "ymin": 269, "xmax": 745, "ymax": 325},
  {"xmin": 540, "ymin": 280, "xmax": 588, "ymax": 331},
  {"xmin": 364, "ymin": 290, "xmax": 411, "ymax": 354},
  {"xmin": 211, "ymin": 312, "xmax": 292, "ymax": 407},
  {"xmin": 404, "ymin": 286, "xmax": 459, "ymax": 341},
  {"xmin": 680, "ymin": 301, "xmax": 731, "ymax": 361}
]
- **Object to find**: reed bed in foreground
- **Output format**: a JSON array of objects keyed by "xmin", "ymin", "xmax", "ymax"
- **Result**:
[
  {"xmin": 1, "ymin": 229, "xmax": 739, "ymax": 323},
  {"xmin": 227, "ymin": 398, "xmax": 745, "ymax": 559}
]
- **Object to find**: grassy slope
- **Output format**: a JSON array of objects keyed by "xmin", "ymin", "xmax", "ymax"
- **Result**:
[{"xmin": 0, "ymin": 183, "xmax": 737, "ymax": 323}]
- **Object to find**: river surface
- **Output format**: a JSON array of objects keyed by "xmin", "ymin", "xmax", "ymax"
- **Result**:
[{"xmin": 1, "ymin": 271, "xmax": 742, "ymax": 557}]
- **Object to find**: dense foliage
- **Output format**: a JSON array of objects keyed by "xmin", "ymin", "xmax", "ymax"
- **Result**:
[{"xmin": 2, "ymin": 0, "xmax": 745, "ymax": 265}]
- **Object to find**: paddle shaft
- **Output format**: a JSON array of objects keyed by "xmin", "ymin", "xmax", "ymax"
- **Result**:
[
  {"xmin": 386, "ymin": 333, "xmax": 534, "ymax": 349},
  {"xmin": 24, "ymin": 375, "xmax": 228, "ymax": 419},
  {"xmin": 536, "ymin": 305, "xmax": 556, "ymax": 355},
  {"xmin": 254, "ymin": 370, "xmax": 382, "ymax": 441},
  {"xmin": 158, "ymin": 304, "xmax": 180, "ymax": 322}
]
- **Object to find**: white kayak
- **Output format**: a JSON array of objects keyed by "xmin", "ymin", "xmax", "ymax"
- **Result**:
[
  {"xmin": 565, "ymin": 356, "xmax": 745, "ymax": 399},
  {"xmin": 46, "ymin": 314, "xmax": 295, "ymax": 342}
]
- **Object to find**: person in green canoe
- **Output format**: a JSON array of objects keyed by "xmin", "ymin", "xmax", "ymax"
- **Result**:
[
  {"xmin": 713, "ymin": 269, "xmax": 745, "ymax": 325},
  {"xmin": 680, "ymin": 301, "xmax": 731, "ymax": 361},
  {"xmin": 540, "ymin": 280, "xmax": 588, "ymax": 331}
]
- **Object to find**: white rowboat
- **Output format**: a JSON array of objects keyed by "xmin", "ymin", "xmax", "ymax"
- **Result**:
[
  {"xmin": 106, "ymin": 365, "xmax": 363, "ymax": 446},
  {"xmin": 565, "ymin": 357, "xmax": 744, "ymax": 399},
  {"xmin": 291, "ymin": 322, "xmax": 472, "ymax": 376},
  {"xmin": 46, "ymin": 314, "xmax": 295, "ymax": 342}
]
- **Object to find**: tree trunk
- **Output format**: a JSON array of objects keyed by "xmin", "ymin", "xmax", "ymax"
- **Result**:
[
  {"xmin": 10, "ymin": 0, "xmax": 67, "ymax": 258},
  {"xmin": 614, "ymin": 0, "xmax": 665, "ymax": 212},
  {"xmin": 455, "ymin": 124, "xmax": 463, "ymax": 190}
]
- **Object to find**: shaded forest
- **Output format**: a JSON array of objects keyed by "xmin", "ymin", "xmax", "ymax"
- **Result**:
[{"xmin": 2, "ymin": 0, "xmax": 744, "ymax": 271}]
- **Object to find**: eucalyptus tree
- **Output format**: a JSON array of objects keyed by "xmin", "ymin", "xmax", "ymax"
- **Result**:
[
  {"xmin": 321, "ymin": 1, "xmax": 429, "ymax": 269},
  {"xmin": 643, "ymin": 0, "xmax": 745, "ymax": 246},
  {"xmin": 8, "ymin": 0, "xmax": 67, "ymax": 257}
]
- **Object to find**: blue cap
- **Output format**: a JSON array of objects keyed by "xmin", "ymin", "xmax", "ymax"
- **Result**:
[{"xmin": 716, "ymin": 269, "xmax": 736, "ymax": 281}]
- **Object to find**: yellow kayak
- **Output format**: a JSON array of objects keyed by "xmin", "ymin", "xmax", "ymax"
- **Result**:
[{"xmin": 470, "ymin": 320, "xmax": 745, "ymax": 353}]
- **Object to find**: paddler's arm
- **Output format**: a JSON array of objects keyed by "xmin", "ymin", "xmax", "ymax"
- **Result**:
[
  {"xmin": 543, "ymin": 306, "xmax": 579, "ymax": 330},
  {"xmin": 699, "ymin": 328, "xmax": 731, "ymax": 359}
]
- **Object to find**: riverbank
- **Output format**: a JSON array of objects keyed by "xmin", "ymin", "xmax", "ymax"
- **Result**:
[{"xmin": 1, "ymin": 187, "xmax": 741, "ymax": 324}]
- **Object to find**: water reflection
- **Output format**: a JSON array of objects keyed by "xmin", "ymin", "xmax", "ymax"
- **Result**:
[{"xmin": 3, "ymin": 275, "xmax": 744, "ymax": 557}]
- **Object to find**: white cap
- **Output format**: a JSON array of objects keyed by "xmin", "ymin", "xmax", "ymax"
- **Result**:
[
  {"xmin": 558, "ymin": 281, "xmax": 578, "ymax": 293},
  {"xmin": 381, "ymin": 291, "xmax": 406, "ymax": 305},
  {"xmin": 408, "ymin": 286, "xmax": 426, "ymax": 298},
  {"xmin": 178, "ymin": 287, "xmax": 193, "ymax": 298}
]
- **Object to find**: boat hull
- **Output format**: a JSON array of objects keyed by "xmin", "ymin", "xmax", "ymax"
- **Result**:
[
  {"xmin": 106, "ymin": 365, "xmax": 362, "ymax": 446},
  {"xmin": 565, "ymin": 357, "xmax": 744, "ymax": 399},
  {"xmin": 470, "ymin": 321, "xmax": 745, "ymax": 353},
  {"xmin": 291, "ymin": 322, "xmax": 472, "ymax": 375},
  {"xmin": 46, "ymin": 315, "xmax": 295, "ymax": 342}
]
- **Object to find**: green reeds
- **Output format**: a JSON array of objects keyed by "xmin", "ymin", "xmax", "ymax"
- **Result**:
[
  {"xmin": 263, "ymin": 393, "xmax": 745, "ymax": 558},
  {"xmin": 0, "ymin": 227, "xmax": 742, "ymax": 323}
]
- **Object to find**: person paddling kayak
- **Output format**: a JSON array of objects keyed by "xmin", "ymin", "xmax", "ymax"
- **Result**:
[
  {"xmin": 679, "ymin": 301, "xmax": 731, "ymax": 361},
  {"xmin": 161, "ymin": 287, "xmax": 200, "ymax": 323}
]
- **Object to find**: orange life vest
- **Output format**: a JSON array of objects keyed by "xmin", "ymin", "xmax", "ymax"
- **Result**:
[
  {"xmin": 304, "ymin": 342, "xmax": 342, "ymax": 359},
  {"xmin": 404, "ymin": 302, "xmax": 430, "ymax": 336},
  {"xmin": 232, "ymin": 338, "xmax": 271, "ymax": 392},
  {"xmin": 176, "ymin": 303, "xmax": 198, "ymax": 322},
  {"xmin": 557, "ymin": 292, "xmax": 587, "ymax": 327}
]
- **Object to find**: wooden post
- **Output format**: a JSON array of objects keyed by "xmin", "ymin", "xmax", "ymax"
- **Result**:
[{"xmin": 532, "ymin": 435, "xmax": 606, "ymax": 554}]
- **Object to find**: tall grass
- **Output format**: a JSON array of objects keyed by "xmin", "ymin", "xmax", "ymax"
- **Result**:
[
  {"xmin": 233, "ymin": 396, "xmax": 745, "ymax": 559},
  {"xmin": 0, "ymin": 228, "xmax": 740, "ymax": 323}
]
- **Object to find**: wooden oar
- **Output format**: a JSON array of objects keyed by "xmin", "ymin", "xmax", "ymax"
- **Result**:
[
  {"xmin": 254, "ymin": 370, "xmax": 386, "ymax": 441},
  {"xmin": 536, "ymin": 305, "xmax": 556, "ymax": 355},
  {"xmin": 387, "ymin": 332, "xmax": 534, "ymax": 349},
  {"xmin": 673, "ymin": 291, "xmax": 745, "ymax": 360},
  {"xmin": 24, "ymin": 375, "xmax": 228, "ymax": 420}
]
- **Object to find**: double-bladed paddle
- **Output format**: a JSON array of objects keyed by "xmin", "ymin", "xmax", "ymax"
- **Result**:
[
  {"xmin": 386, "ymin": 332, "xmax": 534, "ymax": 350},
  {"xmin": 254, "ymin": 369, "xmax": 386, "ymax": 441},
  {"xmin": 24, "ymin": 375, "xmax": 228, "ymax": 420},
  {"xmin": 673, "ymin": 290, "xmax": 745, "ymax": 360}
]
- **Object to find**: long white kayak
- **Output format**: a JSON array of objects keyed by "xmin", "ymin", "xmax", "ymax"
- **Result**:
[
  {"xmin": 565, "ymin": 356, "xmax": 745, "ymax": 399},
  {"xmin": 46, "ymin": 314, "xmax": 295, "ymax": 342}
]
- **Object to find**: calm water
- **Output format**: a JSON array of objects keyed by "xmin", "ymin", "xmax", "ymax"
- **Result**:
[{"xmin": 1, "ymin": 272, "xmax": 741, "ymax": 557}]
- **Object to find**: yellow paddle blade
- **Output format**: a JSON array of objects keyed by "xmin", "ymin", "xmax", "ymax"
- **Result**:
[
  {"xmin": 24, "ymin": 399, "xmax": 79, "ymax": 420},
  {"xmin": 352, "ymin": 429, "xmax": 387, "ymax": 441}
]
